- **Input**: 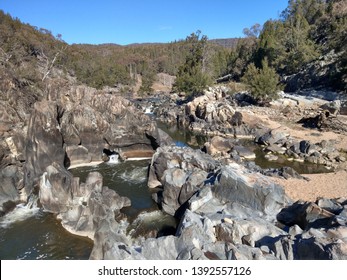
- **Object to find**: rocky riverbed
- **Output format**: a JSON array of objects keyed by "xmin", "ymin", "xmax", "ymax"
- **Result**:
[{"xmin": 1, "ymin": 84, "xmax": 346, "ymax": 260}]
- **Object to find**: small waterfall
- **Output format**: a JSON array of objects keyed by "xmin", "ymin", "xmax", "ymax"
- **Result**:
[
  {"xmin": 26, "ymin": 193, "xmax": 39, "ymax": 209},
  {"xmin": 107, "ymin": 154, "xmax": 119, "ymax": 164},
  {"xmin": 144, "ymin": 104, "xmax": 154, "ymax": 115},
  {"xmin": 0, "ymin": 194, "xmax": 40, "ymax": 228}
]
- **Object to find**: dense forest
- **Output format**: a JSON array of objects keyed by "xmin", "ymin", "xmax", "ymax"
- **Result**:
[{"xmin": 0, "ymin": 0, "xmax": 346, "ymax": 97}]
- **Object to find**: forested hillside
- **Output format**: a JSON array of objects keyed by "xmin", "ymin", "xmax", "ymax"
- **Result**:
[{"xmin": 0, "ymin": 0, "xmax": 346, "ymax": 95}]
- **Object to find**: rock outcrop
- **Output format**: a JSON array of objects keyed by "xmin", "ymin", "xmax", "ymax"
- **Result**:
[
  {"xmin": 255, "ymin": 127, "xmax": 343, "ymax": 169},
  {"xmin": 91, "ymin": 145, "xmax": 347, "ymax": 260},
  {"xmin": 284, "ymin": 50, "xmax": 346, "ymax": 93},
  {"xmin": 184, "ymin": 87, "xmax": 258, "ymax": 137},
  {"xmin": 20, "ymin": 86, "xmax": 161, "ymax": 197},
  {"xmin": 155, "ymin": 87, "xmax": 262, "ymax": 138},
  {"xmin": 59, "ymin": 86, "xmax": 159, "ymax": 164}
]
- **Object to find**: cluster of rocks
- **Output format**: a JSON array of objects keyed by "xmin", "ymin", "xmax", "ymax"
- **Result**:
[
  {"xmin": 154, "ymin": 87, "xmax": 261, "ymax": 138},
  {"xmin": 91, "ymin": 146, "xmax": 347, "ymax": 260},
  {"xmin": 0, "ymin": 84, "xmax": 164, "ymax": 214},
  {"xmin": 201, "ymin": 135, "xmax": 307, "ymax": 180},
  {"xmin": 154, "ymin": 95, "xmax": 186, "ymax": 126},
  {"xmin": 255, "ymin": 128, "xmax": 345, "ymax": 168},
  {"xmin": 23, "ymin": 86, "xmax": 162, "ymax": 199},
  {"xmin": 138, "ymin": 86, "xmax": 346, "ymax": 176}
]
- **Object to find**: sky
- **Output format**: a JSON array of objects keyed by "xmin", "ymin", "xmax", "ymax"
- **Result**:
[{"xmin": 0, "ymin": 0, "xmax": 289, "ymax": 45}]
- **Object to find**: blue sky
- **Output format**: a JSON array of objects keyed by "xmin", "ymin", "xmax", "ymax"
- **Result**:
[{"xmin": 0, "ymin": 0, "xmax": 289, "ymax": 45}]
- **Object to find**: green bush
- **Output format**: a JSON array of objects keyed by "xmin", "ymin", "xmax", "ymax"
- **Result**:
[
  {"xmin": 241, "ymin": 58, "xmax": 282, "ymax": 104},
  {"xmin": 173, "ymin": 31, "xmax": 212, "ymax": 96}
]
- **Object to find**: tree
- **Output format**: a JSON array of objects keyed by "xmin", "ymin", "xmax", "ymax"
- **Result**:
[
  {"xmin": 138, "ymin": 61, "xmax": 156, "ymax": 95},
  {"xmin": 243, "ymin": 23, "xmax": 262, "ymax": 38},
  {"xmin": 173, "ymin": 31, "xmax": 212, "ymax": 96},
  {"xmin": 256, "ymin": 20, "xmax": 287, "ymax": 70},
  {"xmin": 283, "ymin": 10, "xmax": 319, "ymax": 73},
  {"xmin": 241, "ymin": 58, "xmax": 282, "ymax": 104}
]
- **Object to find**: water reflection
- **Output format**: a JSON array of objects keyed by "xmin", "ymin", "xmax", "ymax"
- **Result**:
[{"xmin": 157, "ymin": 120, "xmax": 330, "ymax": 174}]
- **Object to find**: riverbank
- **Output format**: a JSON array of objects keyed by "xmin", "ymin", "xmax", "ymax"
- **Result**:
[
  {"xmin": 240, "ymin": 104, "xmax": 347, "ymax": 202},
  {"xmin": 272, "ymin": 170, "xmax": 347, "ymax": 202}
]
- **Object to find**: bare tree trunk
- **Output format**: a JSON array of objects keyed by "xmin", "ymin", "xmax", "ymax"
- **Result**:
[
  {"xmin": 0, "ymin": 47, "xmax": 12, "ymax": 63},
  {"xmin": 41, "ymin": 46, "xmax": 67, "ymax": 82}
]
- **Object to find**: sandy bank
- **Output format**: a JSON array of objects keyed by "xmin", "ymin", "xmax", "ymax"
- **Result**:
[{"xmin": 272, "ymin": 170, "xmax": 347, "ymax": 202}]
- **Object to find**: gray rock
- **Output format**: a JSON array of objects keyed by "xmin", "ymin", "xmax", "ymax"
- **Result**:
[
  {"xmin": 24, "ymin": 101, "xmax": 65, "ymax": 195},
  {"xmin": 148, "ymin": 146, "xmax": 219, "ymax": 215},
  {"xmin": 177, "ymin": 247, "xmax": 208, "ymax": 260},
  {"xmin": 232, "ymin": 145, "xmax": 256, "ymax": 159},
  {"xmin": 160, "ymin": 168, "xmax": 188, "ymax": 216},
  {"xmin": 65, "ymin": 145, "xmax": 91, "ymax": 166},
  {"xmin": 188, "ymin": 186, "xmax": 213, "ymax": 212},
  {"xmin": 226, "ymin": 243, "xmax": 272, "ymax": 260},
  {"xmin": 102, "ymin": 242, "xmax": 145, "ymax": 260},
  {"xmin": 141, "ymin": 235, "xmax": 180, "ymax": 260},
  {"xmin": 176, "ymin": 210, "xmax": 216, "ymax": 250},
  {"xmin": 263, "ymin": 166, "xmax": 308, "ymax": 180},
  {"xmin": 320, "ymin": 100, "xmax": 341, "ymax": 116},
  {"xmin": 316, "ymin": 198, "xmax": 344, "ymax": 214},
  {"xmin": 266, "ymin": 236, "xmax": 295, "ymax": 260},
  {"xmin": 213, "ymin": 164, "xmax": 291, "ymax": 219},
  {"xmin": 202, "ymin": 241, "xmax": 230, "ymax": 260},
  {"xmin": 299, "ymin": 140, "xmax": 311, "ymax": 154},
  {"xmin": 277, "ymin": 201, "xmax": 335, "ymax": 230},
  {"xmin": 256, "ymin": 129, "xmax": 289, "ymax": 146},
  {"xmin": 340, "ymin": 100, "xmax": 347, "ymax": 115},
  {"xmin": 39, "ymin": 163, "xmax": 74, "ymax": 213},
  {"xmin": 288, "ymin": 224, "xmax": 304, "ymax": 236},
  {"xmin": 204, "ymin": 136, "xmax": 234, "ymax": 156},
  {"xmin": 179, "ymin": 170, "xmax": 208, "ymax": 205},
  {"xmin": 53, "ymin": 170, "xmax": 131, "ymax": 242},
  {"xmin": 295, "ymin": 237, "xmax": 345, "ymax": 260},
  {"xmin": 215, "ymin": 217, "xmax": 286, "ymax": 247},
  {"xmin": 289, "ymin": 142, "xmax": 301, "ymax": 154},
  {"xmin": 0, "ymin": 177, "xmax": 20, "ymax": 214}
]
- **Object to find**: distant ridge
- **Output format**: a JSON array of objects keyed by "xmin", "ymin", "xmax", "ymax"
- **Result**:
[
  {"xmin": 72, "ymin": 39, "xmax": 241, "ymax": 49},
  {"xmin": 209, "ymin": 38, "xmax": 240, "ymax": 49}
]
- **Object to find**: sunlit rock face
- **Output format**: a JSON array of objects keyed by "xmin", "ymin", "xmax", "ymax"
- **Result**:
[{"xmin": 23, "ymin": 86, "xmax": 160, "ymax": 195}]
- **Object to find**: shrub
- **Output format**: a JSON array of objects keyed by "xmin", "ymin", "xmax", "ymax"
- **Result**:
[{"xmin": 241, "ymin": 58, "xmax": 282, "ymax": 104}]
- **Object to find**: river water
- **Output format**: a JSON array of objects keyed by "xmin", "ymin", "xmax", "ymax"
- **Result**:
[
  {"xmin": 0, "ymin": 119, "xmax": 329, "ymax": 260},
  {"xmin": 0, "ymin": 159, "xmax": 176, "ymax": 260},
  {"xmin": 157, "ymin": 121, "xmax": 330, "ymax": 174},
  {"xmin": 0, "ymin": 206, "xmax": 93, "ymax": 259}
]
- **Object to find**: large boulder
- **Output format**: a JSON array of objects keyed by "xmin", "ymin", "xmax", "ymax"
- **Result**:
[
  {"xmin": 213, "ymin": 164, "xmax": 292, "ymax": 219},
  {"xmin": 53, "ymin": 170, "xmax": 131, "ymax": 241},
  {"xmin": 148, "ymin": 145, "xmax": 219, "ymax": 216},
  {"xmin": 154, "ymin": 87, "xmax": 259, "ymax": 137}
]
